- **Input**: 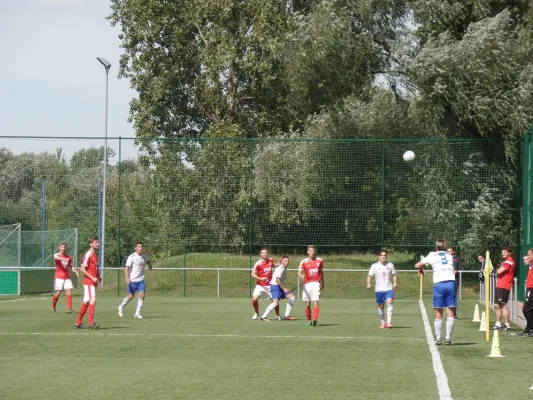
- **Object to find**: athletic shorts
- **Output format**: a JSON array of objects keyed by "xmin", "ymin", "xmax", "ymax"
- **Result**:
[
  {"xmin": 128, "ymin": 280, "xmax": 146, "ymax": 294},
  {"xmin": 252, "ymin": 285, "xmax": 272, "ymax": 299},
  {"xmin": 375, "ymin": 290, "xmax": 394, "ymax": 304},
  {"xmin": 433, "ymin": 281, "xmax": 456, "ymax": 309},
  {"xmin": 302, "ymin": 282, "xmax": 320, "ymax": 302},
  {"xmin": 270, "ymin": 285, "xmax": 289, "ymax": 300},
  {"xmin": 54, "ymin": 278, "xmax": 74, "ymax": 291},
  {"xmin": 495, "ymin": 287, "xmax": 510, "ymax": 304},
  {"xmin": 83, "ymin": 285, "xmax": 96, "ymax": 303}
]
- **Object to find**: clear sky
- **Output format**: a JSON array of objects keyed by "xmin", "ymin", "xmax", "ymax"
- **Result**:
[{"xmin": 0, "ymin": 0, "xmax": 139, "ymax": 161}]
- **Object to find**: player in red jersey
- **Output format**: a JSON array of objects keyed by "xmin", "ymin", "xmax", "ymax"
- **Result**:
[
  {"xmin": 51, "ymin": 242, "xmax": 79, "ymax": 313},
  {"xmin": 519, "ymin": 250, "xmax": 533, "ymax": 336},
  {"xmin": 297, "ymin": 245, "xmax": 324, "ymax": 326},
  {"xmin": 492, "ymin": 246, "xmax": 515, "ymax": 331},
  {"xmin": 75, "ymin": 236, "xmax": 101, "ymax": 329},
  {"xmin": 251, "ymin": 248, "xmax": 280, "ymax": 320}
]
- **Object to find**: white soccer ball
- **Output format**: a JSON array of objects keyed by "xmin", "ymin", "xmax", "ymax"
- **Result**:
[{"xmin": 403, "ymin": 150, "xmax": 415, "ymax": 162}]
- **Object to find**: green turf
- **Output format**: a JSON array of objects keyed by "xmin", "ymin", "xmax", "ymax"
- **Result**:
[{"xmin": 0, "ymin": 296, "xmax": 530, "ymax": 399}]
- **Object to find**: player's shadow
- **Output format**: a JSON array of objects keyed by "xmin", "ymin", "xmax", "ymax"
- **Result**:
[
  {"xmin": 315, "ymin": 323, "xmax": 342, "ymax": 327},
  {"xmin": 95, "ymin": 326, "xmax": 130, "ymax": 330},
  {"xmin": 449, "ymin": 342, "xmax": 476, "ymax": 346},
  {"xmin": 386, "ymin": 326, "xmax": 412, "ymax": 329},
  {"xmin": 134, "ymin": 316, "xmax": 165, "ymax": 319}
]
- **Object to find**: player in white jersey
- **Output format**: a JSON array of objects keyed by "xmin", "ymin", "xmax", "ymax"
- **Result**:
[
  {"xmin": 415, "ymin": 239, "xmax": 456, "ymax": 345},
  {"xmin": 118, "ymin": 242, "xmax": 152, "ymax": 318},
  {"xmin": 367, "ymin": 250, "xmax": 397, "ymax": 328},
  {"xmin": 260, "ymin": 256, "xmax": 297, "ymax": 321}
]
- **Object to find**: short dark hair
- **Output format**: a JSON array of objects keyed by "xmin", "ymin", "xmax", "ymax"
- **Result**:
[
  {"xmin": 88, "ymin": 236, "xmax": 98, "ymax": 245},
  {"xmin": 58, "ymin": 242, "xmax": 67, "ymax": 247},
  {"xmin": 502, "ymin": 246, "xmax": 512, "ymax": 253},
  {"xmin": 136, "ymin": 241, "xmax": 143, "ymax": 246},
  {"xmin": 379, "ymin": 250, "xmax": 388, "ymax": 256},
  {"xmin": 259, "ymin": 247, "xmax": 268, "ymax": 253}
]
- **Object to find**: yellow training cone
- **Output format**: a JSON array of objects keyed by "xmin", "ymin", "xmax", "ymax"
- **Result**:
[
  {"xmin": 478, "ymin": 311, "xmax": 486, "ymax": 332},
  {"xmin": 487, "ymin": 329, "xmax": 505, "ymax": 357},
  {"xmin": 472, "ymin": 304, "xmax": 481, "ymax": 322}
]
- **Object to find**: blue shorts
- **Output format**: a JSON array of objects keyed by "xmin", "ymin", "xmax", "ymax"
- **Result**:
[
  {"xmin": 433, "ymin": 281, "xmax": 457, "ymax": 308},
  {"xmin": 375, "ymin": 290, "xmax": 394, "ymax": 304},
  {"xmin": 128, "ymin": 280, "xmax": 146, "ymax": 294},
  {"xmin": 270, "ymin": 285, "xmax": 288, "ymax": 300}
]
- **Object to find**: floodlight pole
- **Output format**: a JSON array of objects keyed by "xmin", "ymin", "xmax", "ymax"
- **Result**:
[{"xmin": 97, "ymin": 57, "xmax": 111, "ymax": 287}]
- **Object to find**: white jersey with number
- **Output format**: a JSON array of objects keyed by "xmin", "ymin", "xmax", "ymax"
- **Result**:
[
  {"xmin": 270, "ymin": 265, "xmax": 286, "ymax": 285},
  {"xmin": 368, "ymin": 262, "xmax": 396, "ymax": 292},
  {"xmin": 125, "ymin": 253, "xmax": 149, "ymax": 283},
  {"xmin": 422, "ymin": 251, "xmax": 455, "ymax": 284}
]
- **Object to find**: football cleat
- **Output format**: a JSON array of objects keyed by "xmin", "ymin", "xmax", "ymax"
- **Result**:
[
  {"xmin": 66, "ymin": 309, "xmax": 73, "ymax": 314},
  {"xmin": 386, "ymin": 323, "xmax": 393, "ymax": 329},
  {"xmin": 312, "ymin": 320, "xmax": 318, "ymax": 326},
  {"xmin": 276, "ymin": 316, "xmax": 283, "ymax": 321},
  {"xmin": 435, "ymin": 338, "xmax": 442, "ymax": 345},
  {"xmin": 445, "ymin": 339, "xmax": 451, "ymax": 345},
  {"xmin": 118, "ymin": 305, "xmax": 124, "ymax": 317},
  {"xmin": 380, "ymin": 323, "xmax": 386, "ymax": 329},
  {"xmin": 74, "ymin": 323, "xmax": 83, "ymax": 329},
  {"xmin": 492, "ymin": 324, "xmax": 502, "ymax": 330},
  {"xmin": 502, "ymin": 325, "xmax": 511, "ymax": 331},
  {"xmin": 134, "ymin": 313, "xmax": 143, "ymax": 319},
  {"xmin": 284, "ymin": 315, "xmax": 296, "ymax": 321},
  {"xmin": 88, "ymin": 323, "xmax": 100, "ymax": 329},
  {"xmin": 252, "ymin": 313, "xmax": 258, "ymax": 320},
  {"xmin": 305, "ymin": 321, "xmax": 313, "ymax": 326},
  {"xmin": 51, "ymin": 308, "xmax": 57, "ymax": 313},
  {"xmin": 260, "ymin": 318, "xmax": 271, "ymax": 322}
]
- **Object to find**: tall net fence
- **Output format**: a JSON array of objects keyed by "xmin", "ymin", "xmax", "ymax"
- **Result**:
[
  {"xmin": 0, "ymin": 224, "xmax": 21, "ymax": 267},
  {"xmin": 0, "ymin": 137, "xmax": 521, "ymax": 273}
]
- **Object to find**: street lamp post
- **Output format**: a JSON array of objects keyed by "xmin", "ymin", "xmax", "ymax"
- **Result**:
[{"xmin": 96, "ymin": 57, "xmax": 111, "ymax": 286}]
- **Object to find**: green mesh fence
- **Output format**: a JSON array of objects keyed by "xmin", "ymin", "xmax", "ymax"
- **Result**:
[
  {"xmin": 0, "ymin": 137, "xmax": 521, "ymax": 274},
  {"xmin": 0, "ymin": 224, "xmax": 21, "ymax": 267}
]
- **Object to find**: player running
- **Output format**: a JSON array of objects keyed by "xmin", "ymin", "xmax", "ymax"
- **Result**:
[
  {"xmin": 118, "ymin": 242, "xmax": 153, "ymax": 319},
  {"xmin": 251, "ymin": 248, "xmax": 280, "ymax": 320},
  {"xmin": 415, "ymin": 239, "xmax": 456, "ymax": 345},
  {"xmin": 298, "ymin": 245, "xmax": 324, "ymax": 326},
  {"xmin": 260, "ymin": 256, "xmax": 296, "ymax": 321},
  {"xmin": 51, "ymin": 242, "xmax": 79, "ymax": 313},
  {"xmin": 367, "ymin": 250, "xmax": 397, "ymax": 328},
  {"xmin": 75, "ymin": 236, "xmax": 101, "ymax": 329}
]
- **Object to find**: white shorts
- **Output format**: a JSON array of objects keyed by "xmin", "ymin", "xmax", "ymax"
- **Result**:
[
  {"xmin": 54, "ymin": 278, "xmax": 74, "ymax": 291},
  {"xmin": 302, "ymin": 282, "xmax": 321, "ymax": 302},
  {"xmin": 252, "ymin": 285, "xmax": 272, "ymax": 299},
  {"xmin": 83, "ymin": 285, "xmax": 96, "ymax": 303}
]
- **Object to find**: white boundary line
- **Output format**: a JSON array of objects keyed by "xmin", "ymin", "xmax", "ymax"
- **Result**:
[
  {"xmin": 0, "ymin": 297, "xmax": 50, "ymax": 303},
  {"xmin": 0, "ymin": 331, "xmax": 426, "ymax": 341},
  {"xmin": 419, "ymin": 299, "xmax": 453, "ymax": 400}
]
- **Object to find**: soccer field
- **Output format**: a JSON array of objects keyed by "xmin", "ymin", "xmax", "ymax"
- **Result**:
[{"xmin": 0, "ymin": 296, "xmax": 530, "ymax": 400}]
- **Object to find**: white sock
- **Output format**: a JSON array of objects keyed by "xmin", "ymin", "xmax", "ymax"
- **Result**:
[
  {"xmin": 445, "ymin": 317, "xmax": 455, "ymax": 340},
  {"xmin": 136, "ymin": 298, "xmax": 144, "ymax": 314},
  {"xmin": 261, "ymin": 302, "xmax": 276, "ymax": 319},
  {"xmin": 378, "ymin": 307, "xmax": 384, "ymax": 323},
  {"xmin": 495, "ymin": 321, "xmax": 501, "ymax": 327},
  {"xmin": 434, "ymin": 319, "xmax": 443, "ymax": 339},
  {"xmin": 386, "ymin": 304, "xmax": 393, "ymax": 323},
  {"xmin": 285, "ymin": 297, "xmax": 295, "ymax": 317},
  {"xmin": 120, "ymin": 297, "xmax": 130, "ymax": 307}
]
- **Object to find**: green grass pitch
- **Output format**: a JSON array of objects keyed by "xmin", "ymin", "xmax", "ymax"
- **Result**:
[{"xmin": 0, "ymin": 296, "xmax": 531, "ymax": 399}]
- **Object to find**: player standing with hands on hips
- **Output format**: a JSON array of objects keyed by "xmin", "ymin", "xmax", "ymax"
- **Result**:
[
  {"xmin": 298, "ymin": 245, "xmax": 324, "ymax": 326},
  {"xmin": 118, "ymin": 242, "xmax": 152, "ymax": 319},
  {"xmin": 415, "ymin": 239, "xmax": 456, "ymax": 345},
  {"xmin": 367, "ymin": 250, "xmax": 397, "ymax": 328}
]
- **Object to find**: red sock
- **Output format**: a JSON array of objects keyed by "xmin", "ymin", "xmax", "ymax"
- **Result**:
[
  {"xmin": 252, "ymin": 300, "xmax": 259, "ymax": 314},
  {"xmin": 314, "ymin": 307, "xmax": 320, "ymax": 321},
  {"xmin": 305, "ymin": 308, "xmax": 312, "ymax": 321},
  {"xmin": 88, "ymin": 304, "xmax": 95, "ymax": 325},
  {"xmin": 66, "ymin": 295, "xmax": 72, "ymax": 310},
  {"xmin": 275, "ymin": 304, "xmax": 280, "ymax": 316},
  {"xmin": 52, "ymin": 295, "xmax": 59, "ymax": 309},
  {"xmin": 77, "ymin": 303, "xmax": 88, "ymax": 324}
]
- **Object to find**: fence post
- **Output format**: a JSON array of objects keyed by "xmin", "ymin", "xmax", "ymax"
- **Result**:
[
  {"xmin": 217, "ymin": 268, "xmax": 220, "ymax": 298},
  {"xmin": 459, "ymin": 271, "xmax": 462, "ymax": 301},
  {"xmin": 184, "ymin": 246, "xmax": 187, "ymax": 298},
  {"xmin": 41, "ymin": 178, "xmax": 46, "ymax": 267},
  {"xmin": 248, "ymin": 138, "xmax": 254, "ymax": 297},
  {"xmin": 117, "ymin": 137, "xmax": 122, "ymax": 297},
  {"xmin": 381, "ymin": 140, "xmax": 385, "ymax": 248}
]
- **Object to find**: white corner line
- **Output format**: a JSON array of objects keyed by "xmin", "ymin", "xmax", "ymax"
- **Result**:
[{"xmin": 419, "ymin": 299, "xmax": 453, "ymax": 400}]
